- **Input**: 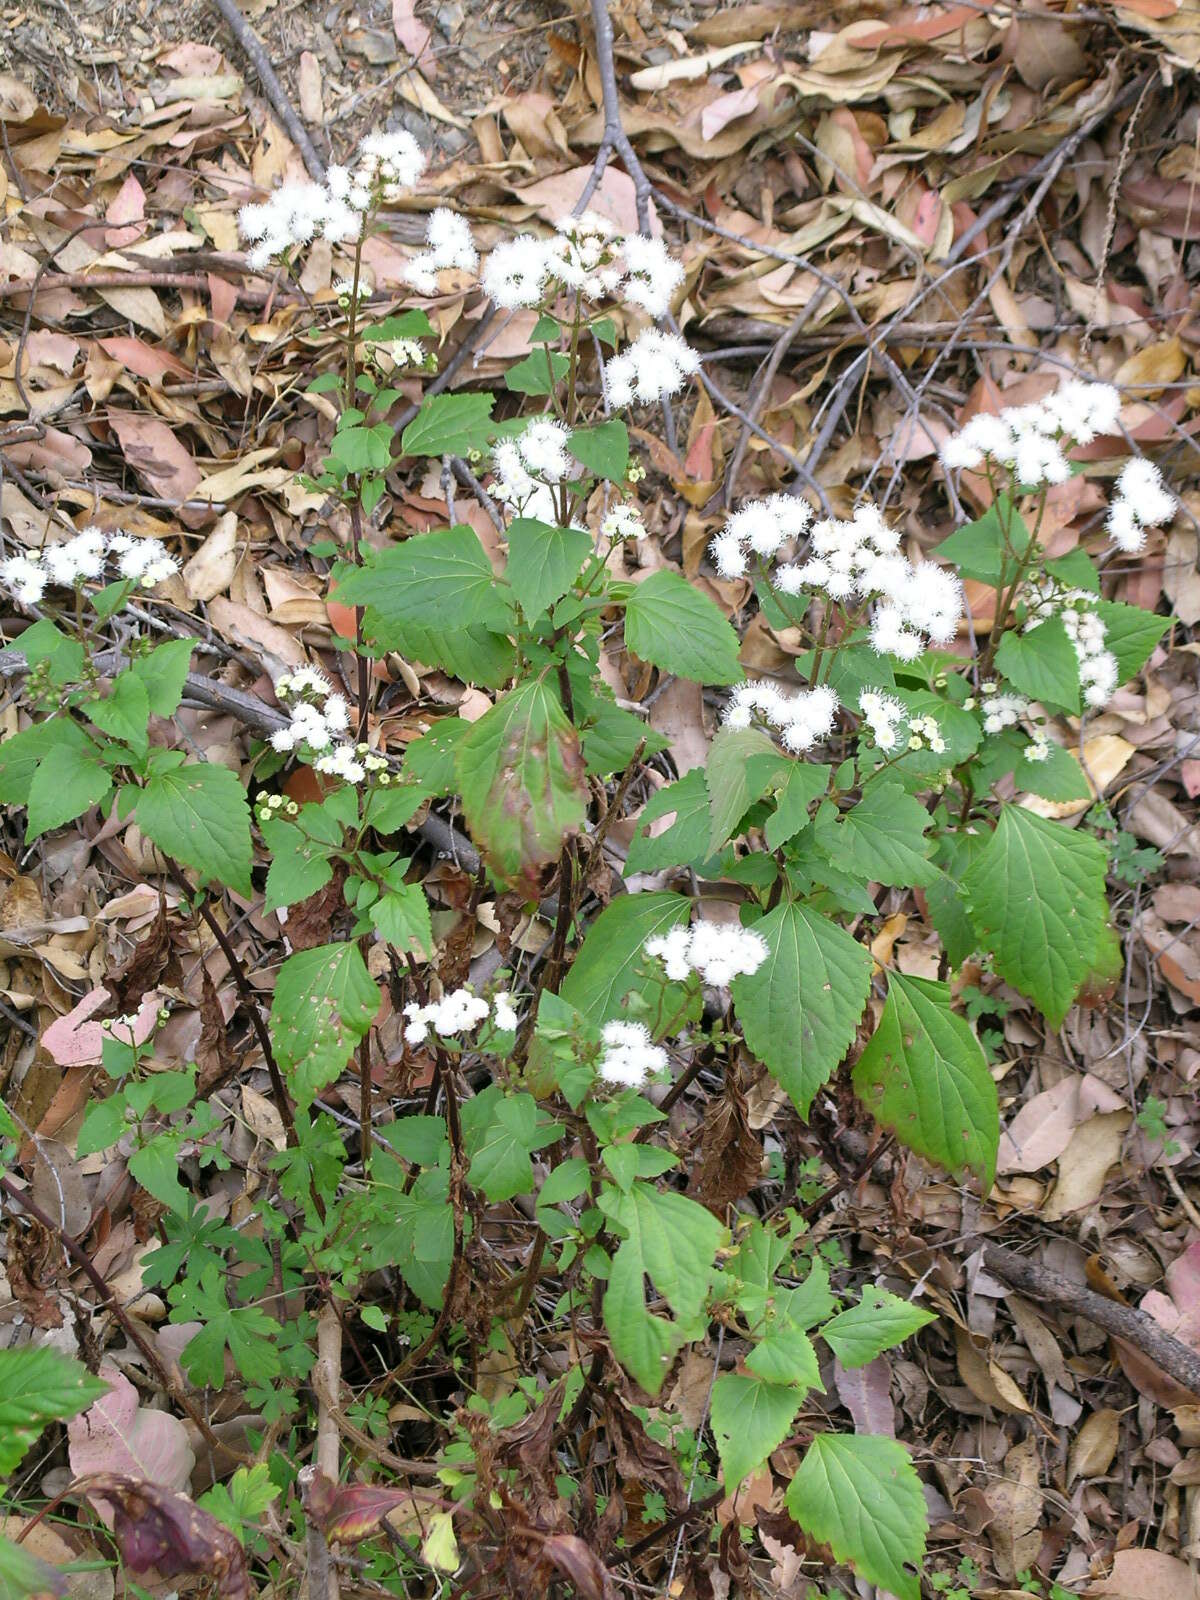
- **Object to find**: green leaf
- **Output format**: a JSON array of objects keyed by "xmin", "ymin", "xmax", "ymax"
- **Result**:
[
  {"xmin": 329, "ymin": 423, "xmax": 391, "ymax": 474},
  {"xmin": 362, "ymin": 615, "xmax": 515, "ymax": 690},
  {"xmin": 12, "ymin": 618, "xmax": 84, "ymax": 687},
  {"xmin": 363, "ymin": 1164, "xmax": 455, "ymax": 1307},
  {"xmin": 505, "ymin": 350, "xmax": 569, "ymax": 395},
  {"xmin": 599, "ymin": 1183, "xmax": 725, "ymax": 1394},
  {"xmin": 745, "ymin": 1325, "xmax": 822, "ymax": 1388},
  {"xmin": 129, "ymin": 1136, "xmax": 190, "ymax": 1215},
  {"xmin": 561, "ymin": 892, "xmax": 690, "ymax": 1024},
  {"xmin": 732, "ymin": 901, "xmax": 872, "ymax": 1115},
  {"xmin": 261, "ymin": 818, "xmax": 334, "ymax": 913},
  {"xmin": 505, "ymin": 517, "xmax": 591, "ymax": 621},
  {"xmin": 785, "ymin": 1434, "xmax": 927, "ymax": 1600},
  {"xmin": 0, "ymin": 718, "xmax": 93, "ymax": 806},
  {"xmin": 86, "ymin": 670, "xmax": 150, "ymax": 757},
  {"xmin": 77, "ymin": 1093, "xmax": 128, "ymax": 1157},
  {"xmin": 363, "ymin": 308, "xmax": 434, "ymax": 341},
  {"xmin": 625, "ymin": 769, "xmax": 711, "ymax": 874},
  {"xmin": 568, "ymin": 419, "xmax": 629, "ymax": 482},
  {"xmin": 0, "ymin": 1346, "xmax": 108, "ymax": 1475},
  {"xmin": 1014, "ymin": 742, "xmax": 1091, "ymax": 802},
  {"xmin": 400, "ymin": 392, "xmax": 496, "ymax": 457},
  {"xmin": 577, "ymin": 696, "xmax": 667, "ymax": 777},
  {"xmin": 0, "ymin": 1530, "xmax": 66, "ymax": 1600},
  {"xmin": 932, "ymin": 496, "xmax": 1029, "ymax": 586},
  {"xmin": 962, "ymin": 804, "xmax": 1108, "ymax": 1026},
  {"xmin": 461, "ymin": 1086, "xmax": 560, "ymax": 1201},
  {"xmin": 1095, "ymin": 599, "xmax": 1169, "ymax": 684},
  {"xmin": 922, "ymin": 869, "xmax": 977, "ymax": 969},
  {"xmin": 133, "ymin": 761, "xmax": 253, "ymax": 897},
  {"xmin": 710, "ymin": 1374, "xmax": 803, "ymax": 1493},
  {"xmin": 840, "ymin": 780, "xmax": 936, "ymax": 886},
  {"xmin": 624, "ymin": 570, "xmax": 743, "ymax": 686},
  {"xmin": 995, "ymin": 616, "xmax": 1081, "ymax": 711},
  {"xmin": 337, "ymin": 526, "xmax": 513, "ymax": 636},
  {"xmin": 456, "ymin": 677, "xmax": 587, "ymax": 890},
  {"xmin": 705, "ymin": 726, "xmax": 788, "ymax": 855},
  {"xmin": 765, "ymin": 762, "xmax": 831, "ymax": 850},
  {"xmin": 131, "ymin": 637, "xmax": 195, "ymax": 717},
  {"xmin": 368, "ymin": 883, "xmax": 433, "ymax": 958},
  {"xmin": 820, "ymin": 1287, "xmax": 936, "ymax": 1368},
  {"xmin": 269, "ymin": 942, "xmax": 379, "ymax": 1106},
  {"xmin": 853, "ymin": 971, "xmax": 998, "ymax": 1186},
  {"xmin": 26, "ymin": 741, "xmax": 112, "ymax": 842}
]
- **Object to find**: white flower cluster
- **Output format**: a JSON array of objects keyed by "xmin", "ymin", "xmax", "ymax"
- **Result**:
[
  {"xmin": 1, "ymin": 528, "xmax": 178, "ymax": 605},
  {"xmin": 478, "ymin": 212, "xmax": 683, "ymax": 316},
  {"xmin": 238, "ymin": 130, "xmax": 426, "ymax": 271},
  {"xmin": 974, "ymin": 682, "xmax": 1030, "ymax": 734},
  {"xmin": 857, "ymin": 689, "xmax": 943, "ymax": 755},
  {"xmin": 403, "ymin": 987, "xmax": 518, "ymax": 1045},
  {"xmin": 770, "ymin": 503, "xmax": 962, "ymax": 662},
  {"xmin": 493, "ymin": 419, "xmax": 573, "ymax": 521},
  {"xmin": 605, "ymin": 329, "xmax": 700, "ymax": 408},
  {"xmin": 1106, "ymin": 457, "xmax": 1175, "ymax": 554},
  {"xmin": 1024, "ymin": 579, "xmax": 1119, "ymax": 709},
  {"xmin": 645, "ymin": 920, "xmax": 769, "ymax": 987},
  {"xmin": 270, "ymin": 668, "xmax": 351, "ymax": 753},
  {"xmin": 723, "ymin": 680, "xmax": 839, "ymax": 753},
  {"xmin": 1024, "ymin": 729, "xmax": 1051, "ymax": 763},
  {"xmin": 710, "ymin": 494, "xmax": 813, "ymax": 580},
  {"xmin": 601, "ymin": 504, "xmax": 647, "ymax": 542},
  {"xmin": 597, "ymin": 1020, "xmax": 667, "ymax": 1088},
  {"xmin": 404, "ymin": 208, "xmax": 479, "ymax": 294},
  {"xmin": 940, "ymin": 380, "xmax": 1122, "ymax": 484}
]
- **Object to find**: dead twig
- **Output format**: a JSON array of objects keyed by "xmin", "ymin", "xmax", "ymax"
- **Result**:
[
  {"xmin": 982, "ymin": 1243, "xmax": 1200, "ymax": 1398},
  {"xmin": 208, "ymin": 0, "xmax": 326, "ymax": 183}
]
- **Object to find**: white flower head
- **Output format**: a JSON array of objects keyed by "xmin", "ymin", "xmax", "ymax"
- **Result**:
[
  {"xmin": 605, "ymin": 328, "xmax": 699, "ymax": 408},
  {"xmin": 482, "ymin": 236, "xmax": 552, "ymax": 309},
  {"xmin": 619, "ymin": 233, "xmax": 685, "ymax": 317},
  {"xmin": 602, "ymin": 504, "xmax": 647, "ymax": 542},
  {"xmin": 0, "ymin": 553, "xmax": 46, "ymax": 605},
  {"xmin": 598, "ymin": 1019, "xmax": 667, "ymax": 1088}
]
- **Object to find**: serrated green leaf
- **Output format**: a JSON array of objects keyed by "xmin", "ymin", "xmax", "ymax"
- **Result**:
[
  {"xmin": 765, "ymin": 762, "xmax": 831, "ymax": 849},
  {"xmin": 853, "ymin": 971, "xmax": 998, "ymax": 1185},
  {"xmin": 505, "ymin": 517, "xmax": 591, "ymax": 621},
  {"xmin": 269, "ymin": 942, "xmax": 378, "ymax": 1106},
  {"xmin": 624, "ymin": 570, "xmax": 743, "ymax": 686},
  {"xmin": 732, "ymin": 902, "xmax": 872, "ymax": 1115},
  {"xmin": 130, "ymin": 637, "xmax": 195, "ymax": 718},
  {"xmin": 1013, "ymin": 741, "xmax": 1091, "ymax": 802},
  {"xmin": 337, "ymin": 526, "xmax": 513, "ymax": 638},
  {"xmin": 86, "ymin": 670, "xmax": 149, "ymax": 757},
  {"xmin": 599, "ymin": 1183, "xmax": 724, "ymax": 1393},
  {"xmin": 820, "ymin": 1286, "xmax": 936, "ymax": 1368},
  {"xmin": 785, "ymin": 1434, "xmax": 927, "ymax": 1600},
  {"xmin": 0, "ymin": 1346, "xmax": 108, "ymax": 1476},
  {"xmin": 400, "ymin": 392, "xmax": 495, "ymax": 457},
  {"xmin": 625, "ymin": 769, "xmax": 711, "ymax": 873},
  {"xmin": 578, "ymin": 695, "xmax": 667, "ymax": 777},
  {"xmin": 461, "ymin": 1086, "xmax": 560, "ymax": 1201},
  {"xmin": 932, "ymin": 496, "xmax": 1029, "ymax": 586},
  {"xmin": 129, "ymin": 1135, "xmax": 190, "ymax": 1215},
  {"xmin": 368, "ymin": 883, "xmax": 433, "ymax": 957},
  {"xmin": 1095, "ymin": 599, "xmax": 1169, "ymax": 684},
  {"xmin": 745, "ymin": 1325, "xmax": 822, "ymax": 1388},
  {"xmin": 0, "ymin": 718, "xmax": 93, "ymax": 807},
  {"xmin": 364, "ymin": 615, "xmax": 515, "ymax": 690},
  {"xmin": 26, "ymin": 741, "xmax": 112, "ymax": 842},
  {"xmin": 706, "ymin": 726, "xmax": 788, "ymax": 854},
  {"xmin": 261, "ymin": 818, "xmax": 334, "ymax": 913},
  {"xmin": 132, "ymin": 761, "xmax": 252, "ymax": 897},
  {"xmin": 456, "ymin": 677, "xmax": 587, "ymax": 891},
  {"xmin": 505, "ymin": 349, "xmax": 569, "ymax": 395},
  {"xmin": 962, "ymin": 804, "xmax": 1108, "ymax": 1026},
  {"xmin": 710, "ymin": 1374, "xmax": 804, "ymax": 1493},
  {"xmin": 561, "ymin": 892, "xmax": 690, "ymax": 1023},
  {"xmin": 567, "ymin": 419, "xmax": 629, "ymax": 482},
  {"xmin": 841, "ymin": 780, "xmax": 936, "ymax": 886},
  {"xmin": 995, "ymin": 616, "xmax": 1081, "ymax": 711}
]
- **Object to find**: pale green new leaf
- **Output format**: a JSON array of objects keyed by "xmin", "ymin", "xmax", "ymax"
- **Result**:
[
  {"xmin": 624, "ymin": 570, "xmax": 743, "ymax": 686},
  {"xmin": 368, "ymin": 883, "xmax": 434, "ymax": 958},
  {"xmin": 0, "ymin": 1347, "xmax": 108, "ymax": 1476},
  {"xmin": 705, "ymin": 726, "xmax": 787, "ymax": 854},
  {"xmin": 269, "ymin": 942, "xmax": 378, "ymax": 1106},
  {"xmin": 786, "ymin": 1433, "xmax": 927, "ymax": 1600},
  {"xmin": 461, "ymin": 1086, "xmax": 561, "ymax": 1201},
  {"xmin": 820, "ymin": 1286, "xmax": 936, "ymax": 1369},
  {"xmin": 710, "ymin": 1374, "xmax": 804, "ymax": 1493},
  {"xmin": 731, "ymin": 901, "xmax": 872, "ymax": 1115},
  {"xmin": 852, "ymin": 971, "xmax": 998, "ymax": 1186},
  {"xmin": 962, "ymin": 804, "xmax": 1108, "ymax": 1026}
]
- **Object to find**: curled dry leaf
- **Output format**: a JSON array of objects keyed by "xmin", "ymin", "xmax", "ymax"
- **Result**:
[{"xmin": 76, "ymin": 1474, "xmax": 249, "ymax": 1600}]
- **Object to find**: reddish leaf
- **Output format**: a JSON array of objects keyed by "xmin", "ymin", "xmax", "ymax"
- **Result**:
[
  {"xmin": 301, "ymin": 1468, "xmax": 417, "ymax": 1545},
  {"xmin": 77, "ymin": 1474, "xmax": 249, "ymax": 1600}
]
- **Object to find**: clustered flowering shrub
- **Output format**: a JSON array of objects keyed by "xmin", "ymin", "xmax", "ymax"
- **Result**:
[{"xmin": 0, "ymin": 124, "xmax": 1177, "ymax": 1598}]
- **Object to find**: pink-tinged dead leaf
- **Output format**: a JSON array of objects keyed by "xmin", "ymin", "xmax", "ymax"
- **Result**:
[
  {"xmin": 41, "ymin": 987, "xmax": 161, "ymax": 1067},
  {"xmin": 207, "ymin": 273, "xmax": 238, "ymax": 326},
  {"xmin": 69, "ymin": 1368, "xmax": 195, "ymax": 1492},
  {"xmin": 97, "ymin": 335, "xmax": 192, "ymax": 382},
  {"xmin": 105, "ymin": 174, "xmax": 146, "ymax": 248},
  {"xmin": 997, "ymin": 1073, "xmax": 1126, "ymax": 1175},
  {"xmin": 1086, "ymin": 1548, "xmax": 1200, "ymax": 1600},
  {"xmin": 160, "ymin": 41, "xmax": 226, "ymax": 75},
  {"xmin": 108, "ymin": 411, "xmax": 201, "ymax": 502},
  {"xmin": 834, "ymin": 1356, "xmax": 895, "ymax": 1436},
  {"xmin": 513, "ymin": 166, "xmax": 655, "ymax": 238},
  {"xmin": 700, "ymin": 83, "xmax": 761, "ymax": 141},
  {"xmin": 1141, "ymin": 1242, "xmax": 1200, "ymax": 1350}
]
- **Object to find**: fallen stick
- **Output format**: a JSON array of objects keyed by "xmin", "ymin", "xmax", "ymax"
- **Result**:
[
  {"xmin": 982, "ymin": 1243, "xmax": 1200, "ymax": 1398},
  {"xmin": 209, "ymin": 0, "xmax": 327, "ymax": 184}
]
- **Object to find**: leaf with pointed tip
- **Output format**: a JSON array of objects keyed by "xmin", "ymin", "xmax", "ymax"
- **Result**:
[{"xmin": 785, "ymin": 1434, "xmax": 927, "ymax": 1600}]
